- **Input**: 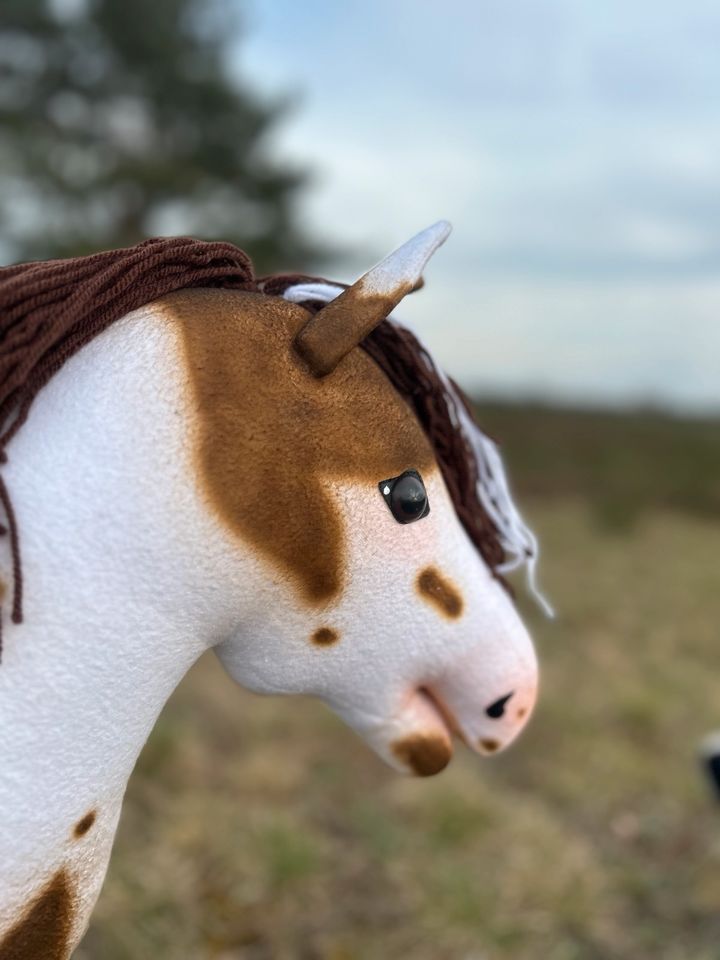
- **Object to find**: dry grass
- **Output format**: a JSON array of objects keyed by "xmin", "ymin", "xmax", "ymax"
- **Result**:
[
  {"xmin": 76, "ymin": 496, "xmax": 720, "ymax": 960},
  {"xmin": 474, "ymin": 402, "xmax": 720, "ymax": 529}
]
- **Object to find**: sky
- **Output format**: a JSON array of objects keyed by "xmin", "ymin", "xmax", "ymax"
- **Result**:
[{"xmin": 235, "ymin": 0, "xmax": 720, "ymax": 412}]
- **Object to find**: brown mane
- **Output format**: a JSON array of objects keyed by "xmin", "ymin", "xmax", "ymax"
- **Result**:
[{"xmin": 0, "ymin": 239, "xmax": 505, "ymax": 633}]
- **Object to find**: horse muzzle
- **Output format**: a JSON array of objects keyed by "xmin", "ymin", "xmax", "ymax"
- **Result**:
[{"xmin": 332, "ymin": 652, "xmax": 539, "ymax": 777}]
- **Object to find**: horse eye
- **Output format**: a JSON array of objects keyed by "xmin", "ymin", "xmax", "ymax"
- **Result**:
[{"xmin": 379, "ymin": 470, "xmax": 430, "ymax": 524}]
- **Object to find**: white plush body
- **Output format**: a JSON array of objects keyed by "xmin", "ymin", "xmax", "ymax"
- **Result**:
[{"xmin": 0, "ymin": 299, "xmax": 537, "ymax": 952}]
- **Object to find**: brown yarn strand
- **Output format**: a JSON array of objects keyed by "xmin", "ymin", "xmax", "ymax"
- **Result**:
[
  {"xmin": 0, "ymin": 237, "xmax": 256, "ymax": 626},
  {"xmin": 0, "ymin": 467, "xmax": 22, "ymax": 625}
]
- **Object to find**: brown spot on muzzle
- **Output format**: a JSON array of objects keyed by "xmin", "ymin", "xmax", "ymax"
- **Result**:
[
  {"xmin": 416, "ymin": 567, "xmax": 463, "ymax": 619},
  {"xmin": 311, "ymin": 627, "xmax": 339, "ymax": 647},
  {"xmin": 392, "ymin": 733, "xmax": 452, "ymax": 777},
  {"xmin": 0, "ymin": 868, "xmax": 74, "ymax": 960},
  {"xmin": 73, "ymin": 809, "xmax": 96, "ymax": 838},
  {"xmin": 479, "ymin": 738, "xmax": 500, "ymax": 754}
]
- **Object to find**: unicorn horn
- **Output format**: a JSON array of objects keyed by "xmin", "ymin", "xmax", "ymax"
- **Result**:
[{"xmin": 294, "ymin": 220, "xmax": 452, "ymax": 377}]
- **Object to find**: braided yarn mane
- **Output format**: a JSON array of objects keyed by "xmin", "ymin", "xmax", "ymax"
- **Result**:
[{"xmin": 0, "ymin": 239, "xmax": 546, "ymax": 644}]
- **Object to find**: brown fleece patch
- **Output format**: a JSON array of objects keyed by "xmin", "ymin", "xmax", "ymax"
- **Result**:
[
  {"xmin": 479, "ymin": 738, "xmax": 500, "ymax": 753},
  {"xmin": 73, "ymin": 810, "xmax": 96, "ymax": 839},
  {"xmin": 163, "ymin": 289, "xmax": 435, "ymax": 605},
  {"xmin": 392, "ymin": 733, "xmax": 452, "ymax": 776},
  {"xmin": 311, "ymin": 627, "xmax": 339, "ymax": 647},
  {"xmin": 0, "ymin": 868, "xmax": 74, "ymax": 960},
  {"xmin": 416, "ymin": 567, "xmax": 463, "ymax": 619}
]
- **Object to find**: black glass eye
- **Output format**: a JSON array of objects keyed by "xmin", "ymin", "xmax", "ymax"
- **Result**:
[{"xmin": 378, "ymin": 470, "xmax": 430, "ymax": 524}]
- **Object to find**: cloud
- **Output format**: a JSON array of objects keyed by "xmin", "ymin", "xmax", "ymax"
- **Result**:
[
  {"xmin": 240, "ymin": 0, "xmax": 720, "ymax": 409},
  {"xmin": 405, "ymin": 276, "xmax": 720, "ymax": 411}
]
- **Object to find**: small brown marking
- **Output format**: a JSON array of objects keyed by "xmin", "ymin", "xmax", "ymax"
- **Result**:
[
  {"xmin": 517, "ymin": 707, "xmax": 527, "ymax": 719},
  {"xmin": 311, "ymin": 626, "xmax": 340, "ymax": 647},
  {"xmin": 392, "ymin": 733, "xmax": 452, "ymax": 777},
  {"xmin": 416, "ymin": 566, "xmax": 463, "ymax": 619},
  {"xmin": 73, "ymin": 809, "xmax": 96, "ymax": 838},
  {"xmin": 163, "ymin": 289, "xmax": 435, "ymax": 606},
  {"xmin": 479, "ymin": 738, "xmax": 500, "ymax": 754},
  {"xmin": 0, "ymin": 868, "xmax": 74, "ymax": 960}
]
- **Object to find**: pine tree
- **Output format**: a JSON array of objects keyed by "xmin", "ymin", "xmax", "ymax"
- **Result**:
[{"xmin": 0, "ymin": 0, "xmax": 319, "ymax": 271}]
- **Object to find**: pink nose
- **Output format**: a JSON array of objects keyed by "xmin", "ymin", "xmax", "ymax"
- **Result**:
[
  {"xmin": 442, "ymin": 640, "xmax": 539, "ymax": 758},
  {"xmin": 452, "ymin": 679, "xmax": 537, "ymax": 757},
  {"xmin": 485, "ymin": 691, "xmax": 515, "ymax": 719},
  {"xmin": 442, "ymin": 680, "xmax": 535, "ymax": 746}
]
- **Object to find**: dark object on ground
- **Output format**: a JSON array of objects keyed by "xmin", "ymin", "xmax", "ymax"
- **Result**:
[{"xmin": 700, "ymin": 733, "xmax": 720, "ymax": 799}]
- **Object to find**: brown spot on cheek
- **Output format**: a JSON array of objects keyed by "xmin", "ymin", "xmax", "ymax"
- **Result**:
[
  {"xmin": 392, "ymin": 734, "xmax": 452, "ymax": 777},
  {"xmin": 0, "ymin": 868, "xmax": 74, "ymax": 960},
  {"xmin": 517, "ymin": 707, "xmax": 527, "ymax": 719},
  {"xmin": 311, "ymin": 627, "xmax": 339, "ymax": 647},
  {"xmin": 73, "ymin": 809, "xmax": 96, "ymax": 838},
  {"xmin": 416, "ymin": 567, "xmax": 463, "ymax": 619},
  {"xmin": 163, "ymin": 289, "xmax": 435, "ymax": 605},
  {"xmin": 480, "ymin": 738, "xmax": 500, "ymax": 753}
]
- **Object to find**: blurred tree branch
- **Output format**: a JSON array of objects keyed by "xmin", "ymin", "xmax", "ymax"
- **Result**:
[{"xmin": 0, "ymin": 0, "xmax": 323, "ymax": 271}]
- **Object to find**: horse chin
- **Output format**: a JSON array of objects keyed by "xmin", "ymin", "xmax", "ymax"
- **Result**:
[
  {"xmin": 386, "ymin": 687, "xmax": 456, "ymax": 777},
  {"xmin": 333, "ymin": 686, "xmax": 457, "ymax": 778}
]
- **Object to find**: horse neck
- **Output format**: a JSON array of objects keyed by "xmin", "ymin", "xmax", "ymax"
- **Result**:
[{"xmin": 0, "ymin": 305, "xmax": 226, "ymax": 807}]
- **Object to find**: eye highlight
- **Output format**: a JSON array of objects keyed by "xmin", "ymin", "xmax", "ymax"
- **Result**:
[{"xmin": 379, "ymin": 470, "xmax": 430, "ymax": 524}]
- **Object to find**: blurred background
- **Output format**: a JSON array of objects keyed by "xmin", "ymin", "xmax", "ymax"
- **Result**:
[{"xmin": 2, "ymin": 1, "xmax": 719, "ymax": 957}]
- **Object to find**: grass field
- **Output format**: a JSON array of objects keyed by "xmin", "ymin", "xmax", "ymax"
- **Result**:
[{"xmin": 77, "ymin": 406, "xmax": 720, "ymax": 960}]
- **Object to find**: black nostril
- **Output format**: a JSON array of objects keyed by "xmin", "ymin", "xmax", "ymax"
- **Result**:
[{"xmin": 485, "ymin": 692, "xmax": 514, "ymax": 719}]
